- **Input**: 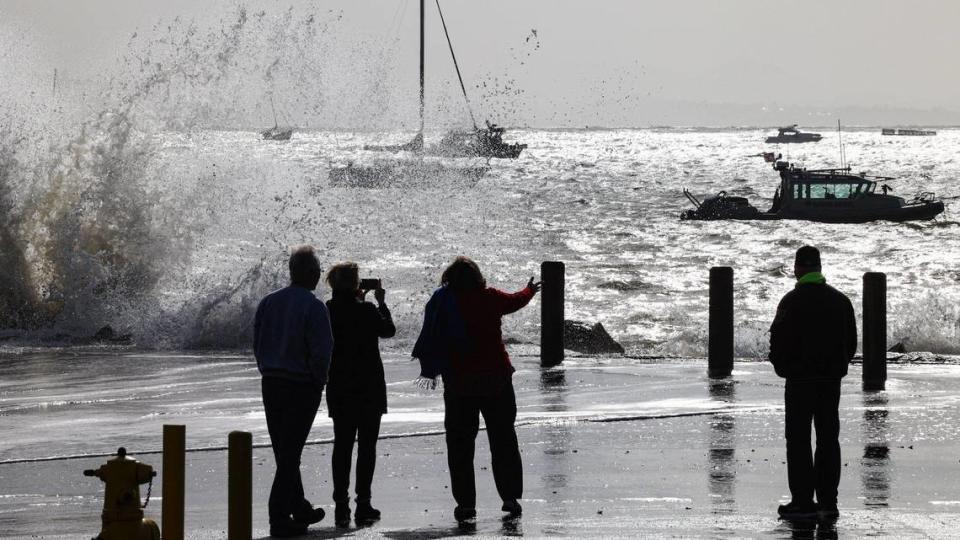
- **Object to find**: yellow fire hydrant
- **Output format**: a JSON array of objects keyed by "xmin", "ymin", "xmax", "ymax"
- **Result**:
[{"xmin": 84, "ymin": 447, "xmax": 161, "ymax": 540}]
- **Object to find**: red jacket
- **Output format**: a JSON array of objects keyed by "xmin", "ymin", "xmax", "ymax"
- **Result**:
[{"xmin": 443, "ymin": 286, "xmax": 535, "ymax": 395}]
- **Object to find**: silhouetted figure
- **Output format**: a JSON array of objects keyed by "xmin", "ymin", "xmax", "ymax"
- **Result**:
[
  {"xmin": 412, "ymin": 256, "xmax": 541, "ymax": 523},
  {"xmin": 324, "ymin": 263, "xmax": 396, "ymax": 527},
  {"xmin": 769, "ymin": 246, "xmax": 857, "ymax": 521},
  {"xmin": 253, "ymin": 245, "xmax": 333, "ymax": 537}
]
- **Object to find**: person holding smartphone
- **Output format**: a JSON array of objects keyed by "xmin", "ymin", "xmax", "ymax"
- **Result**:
[{"xmin": 324, "ymin": 262, "xmax": 395, "ymax": 526}]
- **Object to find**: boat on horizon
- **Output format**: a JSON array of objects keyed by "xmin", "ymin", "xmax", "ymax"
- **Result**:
[
  {"xmin": 261, "ymin": 96, "xmax": 293, "ymax": 141},
  {"xmin": 765, "ymin": 124, "xmax": 822, "ymax": 144},
  {"xmin": 681, "ymin": 160, "xmax": 945, "ymax": 223},
  {"xmin": 882, "ymin": 128, "xmax": 937, "ymax": 136}
]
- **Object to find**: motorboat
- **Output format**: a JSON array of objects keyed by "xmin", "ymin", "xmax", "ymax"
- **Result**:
[
  {"xmin": 765, "ymin": 125, "xmax": 822, "ymax": 144},
  {"xmin": 681, "ymin": 161, "xmax": 945, "ymax": 223},
  {"xmin": 429, "ymin": 122, "xmax": 527, "ymax": 159}
]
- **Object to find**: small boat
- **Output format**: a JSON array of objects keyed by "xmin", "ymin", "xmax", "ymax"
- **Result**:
[
  {"xmin": 881, "ymin": 128, "xmax": 937, "ymax": 136},
  {"xmin": 261, "ymin": 96, "xmax": 293, "ymax": 141},
  {"xmin": 429, "ymin": 122, "xmax": 527, "ymax": 159},
  {"xmin": 681, "ymin": 161, "xmax": 945, "ymax": 223},
  {"xmin": 765, "ymin": 125, "xmax": 822, "ymax": 144}
]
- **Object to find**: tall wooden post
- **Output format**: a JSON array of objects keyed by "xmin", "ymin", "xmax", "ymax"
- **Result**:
[
  {"xmin": 863, "ymin": 272, "xmax": 887, "ymax": 391},
  {"xmin": 228, "ymin": 431, "xmax": 253, "ymax": 540},
  {"xmin": 162, "ymin": 424, "xmax": 185, "ymax": 540},
  {"xmin": 541, "ymin": 261, "xmax": 565, "ymax": 367},
  {"xmin": 708, "ymin": 266, "xmax": 734, "ymax": 378}
]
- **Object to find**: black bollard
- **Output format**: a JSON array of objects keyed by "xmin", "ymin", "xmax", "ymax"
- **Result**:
[
  {"xmin": 162, "ymin": 424, "xmax": 185, "ymax": 540},
  {"xmin": 541, "ymin": 261, "xmax": 565, "ymax": 367},
  {"xmin": 228, "ymin": 431, "xmax": 253, "ymax": 540},
  {"xmin": 863, "ymin": 272, "xmax": 887, "ymax": 391},
  {"xmin": 708, "ymin": 266, "xmax": 734, "ymax": 378}
]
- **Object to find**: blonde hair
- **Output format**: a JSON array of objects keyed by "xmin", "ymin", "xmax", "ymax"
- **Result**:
[{"xmin": 326, "ymin": 262, "xmax": 359, "ymax": 292}]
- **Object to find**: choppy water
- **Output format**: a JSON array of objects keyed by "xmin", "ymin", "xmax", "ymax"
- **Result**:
[{"xmin": 2, "ymin": 126, "xmax": 959, "ymax": 357}]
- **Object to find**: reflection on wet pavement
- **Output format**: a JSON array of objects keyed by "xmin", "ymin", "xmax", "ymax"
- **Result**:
[
  {"xmin": 538, "ymin": 367, "xmax": 569, "ymax": 535},
  {"xmin": 861, "ymin": 392, "xmax": 891, "ymax": 508},
  {"xmin": 708, "ymin": 378, "xmax": 737, "ymax": 515}
]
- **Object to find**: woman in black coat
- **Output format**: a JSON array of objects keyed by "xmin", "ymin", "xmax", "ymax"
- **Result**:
[{"xmin": 325, "ymin": 262, "xmax": 395, "ymax": 526}]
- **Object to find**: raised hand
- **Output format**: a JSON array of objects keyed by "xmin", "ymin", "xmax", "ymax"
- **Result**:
[{"xmin": 527, "ymin": 276, "xmax": 542, "ymax": 294}]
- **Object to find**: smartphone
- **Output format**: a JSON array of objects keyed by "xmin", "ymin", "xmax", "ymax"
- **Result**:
[{"xmin": 359, "ymin": 278, "xmax": 382, "ymax": 291}]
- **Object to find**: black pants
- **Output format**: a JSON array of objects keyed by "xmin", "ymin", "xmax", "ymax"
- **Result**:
[
  {"xmin": 331, "ymin": 411, "xmax": 382, "ymax": 504},
  {"xmin": 262, "ymin": 377, "xmax": 322, "ymax": 524},
  {"xmin": 444, "ymin": 384, "xmax": 522, "ymax": 508},
  {"xmin": 785, "ymin": 379, "xmax": 842, "ymax": 505}
]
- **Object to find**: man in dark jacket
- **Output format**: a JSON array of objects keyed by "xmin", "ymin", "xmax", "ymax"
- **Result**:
[
  {"xmin": 769, "ymin": 245, "xmax": 857, "ymax": 520},
  {"xmin": 254, "ymin": 246, "xmax": 333, "ymax": 537}
]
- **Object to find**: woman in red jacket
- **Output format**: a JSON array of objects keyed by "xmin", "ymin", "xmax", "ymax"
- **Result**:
[{"xmin": 416, "ymin": 256, "xmax": 540, "ymax": 523}]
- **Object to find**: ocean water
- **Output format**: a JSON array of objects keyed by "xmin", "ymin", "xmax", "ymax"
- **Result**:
[{"xmin": 2, "ymin": 126, "xmax": 958, "ymax": 357}]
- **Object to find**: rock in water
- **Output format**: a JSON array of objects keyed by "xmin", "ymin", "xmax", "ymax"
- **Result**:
[
  {"xmin": 563, "ymin": 320, "xmax": 624, "ymax": 354},
  {"xmin": 888, "ymin": 342, "xmax": 907, "ymax": 353}
]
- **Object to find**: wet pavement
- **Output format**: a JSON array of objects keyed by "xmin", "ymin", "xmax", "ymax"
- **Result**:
[{"xmin": 1, "ymin": 358, "xmax": 960, "ymax": 538}]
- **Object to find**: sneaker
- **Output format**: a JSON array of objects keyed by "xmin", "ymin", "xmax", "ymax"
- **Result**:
[
  {"xmin": 291, "ymin": 505, "xmax": 325, "ymax": 526},
  {"xmin": 335, "ymin": 502, "xmax": 351, "ymax": 527},
  {"xmin": 354, "ymin": 500, "xmax": 381, "ymax": 523},
  {"xmin": 501, "ymin": 499, "xmax": 523, "ymax": 516},
  {"xmin": 817, "ymin": 503, "xmax": 840, "ymax": 520},
  {"xmin": 777, "ymin": 501, "xmax": 818, "ymax": 519},
  {"xmin": 454, "ymin": 506, "xmax": 477, "ymax": 522},
  {"xmin": 269, "ymin": 519, "xmax": 308, "ymax": 538}
]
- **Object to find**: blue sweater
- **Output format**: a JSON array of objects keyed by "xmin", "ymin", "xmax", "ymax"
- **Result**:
[{"xmin": 254, "ymin": 285, "xmax": 333, "ymax": 389}]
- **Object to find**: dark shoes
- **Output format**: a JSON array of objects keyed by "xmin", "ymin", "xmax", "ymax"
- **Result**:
[
  {"xmin": 454, "ymin": 506, "xmax": 477, "ymax": 523},
  {"xmin": 777, "ymin": 501, "xmax": 818, "ymax": 520},
  {"xmin": 817, "ymin": 503, "xmax": 840, "ymax": 520},
  {"xmin": 335, "ymin": 502, "xmax": 351, "ymax": 527},
  {"xmin": 354, "ymin": 500, "xmax": 382, "ymax": 523},
  {"xmin": 269, "ymin": 519, "xmax": 308, "ymax": 538},
  {"xmin": 501, "ymin": 499, "xmax": 523, "ymax": 517},
  {"xmin": 291, "ymin": 505, "xmax": 325, "ymax": 526}
]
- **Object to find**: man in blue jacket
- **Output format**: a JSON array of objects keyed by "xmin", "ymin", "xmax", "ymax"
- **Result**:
[
  {"xmin": 254, "ymin": 245, "xmax": 333, "ymax": 537},
  {"xmin": 769, "ymin": 245, "xmax": 857, "ymax": 521}
]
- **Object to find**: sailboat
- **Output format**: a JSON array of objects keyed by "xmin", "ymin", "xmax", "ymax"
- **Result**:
[
  {"xmin": 261, "ymin": 96, "xmax": 293, "ymax": 141},
  {"xmin": 366, "ymin": 1, "xmax": 526, "ymax": 159},
  {"xmin": 329, "ymin": 1, "xmax": 495, "ymax": 188}
]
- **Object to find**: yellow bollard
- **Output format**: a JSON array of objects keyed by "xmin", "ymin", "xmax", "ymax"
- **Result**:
[
  {"xmin": 228, "ymin": 431, "xmax": 253, "ymax": 540},
  {"xmin": 162, "ymin": 425, "xmax": 185, "ymax": 540}
]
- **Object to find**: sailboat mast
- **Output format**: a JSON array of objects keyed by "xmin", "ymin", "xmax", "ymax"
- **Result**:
[
  {"xmin": 270, "ymin": 95, "xmax": 279, "ymax": 128},
  {"xmin": 419, "ymin": 0, "xmax": 425, "ymax": 136}
]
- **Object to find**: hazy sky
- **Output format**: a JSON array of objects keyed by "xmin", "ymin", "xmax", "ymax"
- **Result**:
[{"xmin": 3, "ymin": 0, "xmax": 959, "ymax": 126}]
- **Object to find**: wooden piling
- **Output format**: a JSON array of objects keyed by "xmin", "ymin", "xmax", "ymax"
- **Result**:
[
  {"xmin": 863, "ymin": 272, "xmax": 887, "ymax": 391},
  {"xmin": 541, "ymin": 261, "xmax": 565, "ymax": 367},
  {"xmin": 162, "ymin": 424, "xmax": 185, "ymax": 540},
  {"xmin": 708, "ymin": 266, "xmax": 734, "ymax": 378},
  {"xmin": 228, "ymin": 431, "xmax": 253, "ymax": 540}
]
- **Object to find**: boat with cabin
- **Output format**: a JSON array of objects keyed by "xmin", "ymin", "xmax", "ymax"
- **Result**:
[
  {"xmin": 430, "ymin": 121, "xmax": 527, "ymax": 159},
  {"xmin": 765, "ymin": 125, "xmax": 822, "ymax": 144},
  {"xmin": 681, "ymin": 161, "xmax": 944, "ymax": 223}
]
